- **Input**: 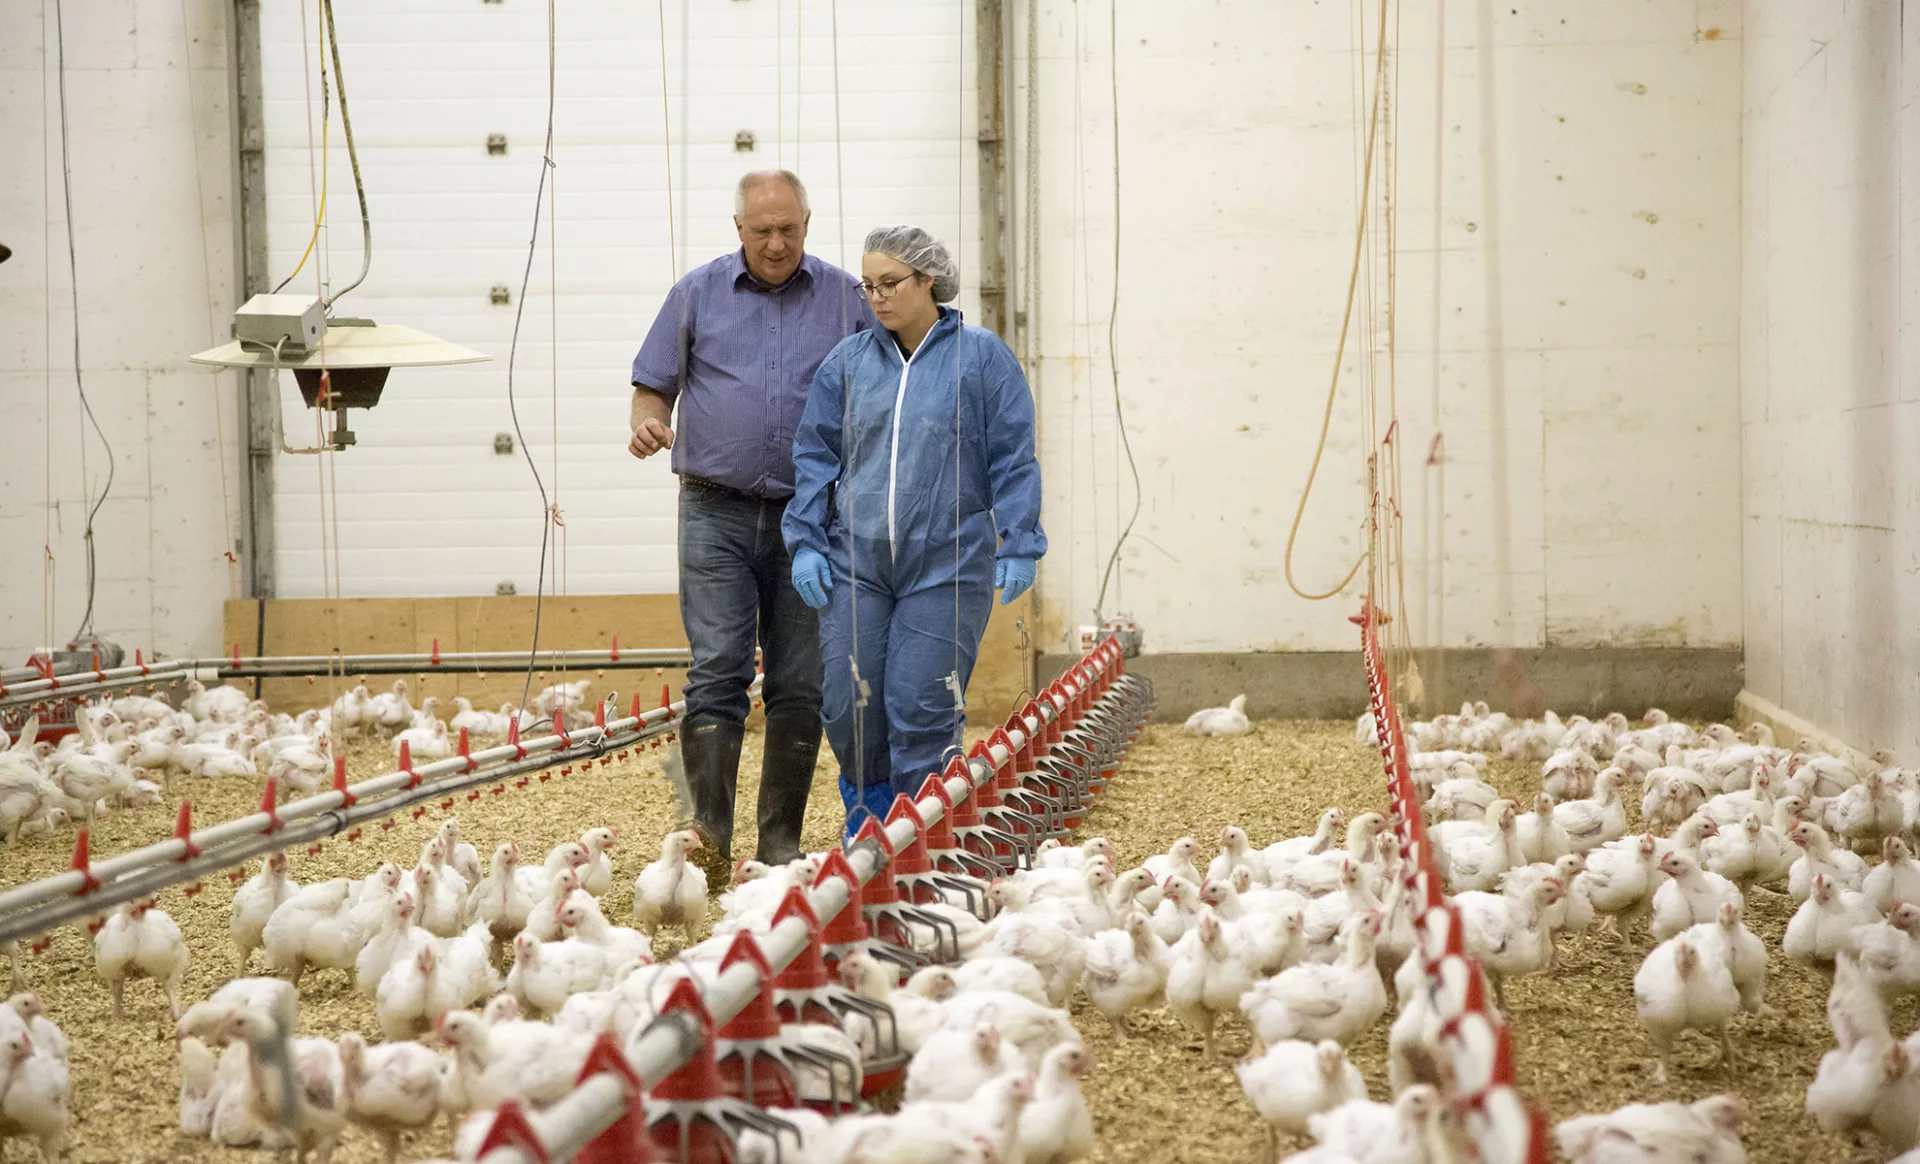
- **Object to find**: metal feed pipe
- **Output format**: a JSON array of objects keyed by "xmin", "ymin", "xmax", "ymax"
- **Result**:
[
  {"xmin": 472, "ymin": 643, "xmax": 1151, "ymax": 1164},
  {"xmin": 1356, "ymin": 609, "xmax": 1541, "ymax": 1164},
  {"xmin": 0, "ymin": 679, "xmax": 755, "ymax": 941},
  {"xmin": 0, "ymin": 646, "xmax": 697, "ymax": 716}
]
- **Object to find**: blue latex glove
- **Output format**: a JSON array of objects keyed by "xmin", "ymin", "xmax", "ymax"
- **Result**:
[
  {"xmin": 994, "ymin": 557, "xmax": 1036, "ymax": 605},
  {"xmin": 791, "ymin": 549, "xmax": 832, "ymax": 610}
]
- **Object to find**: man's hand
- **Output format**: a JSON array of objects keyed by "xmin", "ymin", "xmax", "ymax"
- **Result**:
[{"xmin": 628, "ymin": 417, "xmax": 675, "ymax": 459}]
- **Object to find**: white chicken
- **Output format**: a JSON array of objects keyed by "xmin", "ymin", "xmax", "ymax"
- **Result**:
[
  {"xmin": 1787, "ymin": 820, "xmax": 1868, "ymax": 900},
  {"xmin": 1149, "ymin": 876, "xmax": 1206, "ymax": 946},
  {"xmin": 1695, "ymin": 901, "xmax": 1768, "ymax": 1016},
  {"xmin": 1806, "ymin": 1034, "xmax": 1905, "ymax": 1137},
  {"xmin": 1240, "ymin": 913, "xmax": 1385, "ymax": 1051},
  {"xmin": 1426, "ymin": 777, "xmax": 1502, "ymax": 823},
  {"xmin": 506, "ymin": 932, "xmax": 611, "ymax": 1016},
  {"xmin": 408, "ymin": 858, "xmax": 467, "ymax": 939},
  {"xmin": 1553, "ymin": 770, "xmax": 1628, "ymax": 854},
  {"xmin": 1439, "ymin": 799, "xmax": 1523, "ymax": 894},
  {"xmin": 633, "ymin": 830, "xmax": 708, "ymax": 941},
  {"xmin": 0, "ymin": 1015, "xmax": 69, "ymax": 1163},
  {"xmin": 1555, "ymin": 1094, "xmax": 1748, "ymax": 1164},
  {"xmin": 1865, "ymin": 835, "xmax": 1920, "ymax": 915},
  {"xmin": 557, "ymin": 896, "xmax": 655, "ymax": 970},
  {"xmin": 969, "ymin": 895, "xmax": 1089, "ymax": 1007},
  {"xmin": 177, "ymin": 1033, "xmax": 222, "ymax": 1138},
  {"xmin": 213, "ymin": 1005, "xmax": 347, "ymax": 1164},
  {"xmin": 1260, "ymin": 808, "xmax": 1346, "ymax": 876},
  {"xmin": 904, "ymin": 1020, "xmax": 1022, "ymax": 1103},
  {"xmin": 1205, "ymin": 824, "xmax": 1270, "ymax": 886},
  {"xmin": 263, "ymin": 864, "xmax": 401, "ymax": 987},
  {"xmin": 1649, "ymin": 852, "xmax": 1743, "ymax": 943},
  {"xmin": 1183, "ymin": 694, "xmax": 1250, "ymax": 736},
  {"xmin": 93, "ymin": 898, "xmax": 190, "ymax": 1019},
  {"xmin": 835, "ymin": 953, "xmax": 951, "ymax": 1056},
  {"xmin": 1543, "ymin": 747, "xmax": 1601, "ymax": 801},
  {"xmin": 1455, "ymin": 876, "xmax": 1561, "ymax": 1004},
  {"xmin": 355, "ymin": 891, "xmax": 429, "ymax": 997},
  {"xmin": 1139, "ymin": 836, "xmax": 1203, "ymax": 908},
  {"xmin": 434, "ymin": 817, "xmax": 483, "ymax": 886},
  {"xmin": 1300, "ymin": 858, "xmax": 1383, "ymax": 960},
  {"xmin": 1166, "ymin": 911, "xmax": 1255, "ymax": 1060},
  {"xmin": 1234, "ymin": 1038, "xmax": 1367, "ymax": 1137},
  {"xmin": 337, "ymin": 1030, "xmax": 442, "ymax": 1164},
  {"xmin": 1019, "ymin": 1042, "xmax": 1095, "ymax": 1164},
  {"xmin": 366, "ymin": 679, "xmax": 416, "ymax": 738},
  {"xmin": 1782, "ymin": 873, "xmax": 1879, "ymax": 965},
  {"xmin": 1307, "ymin": 1085, "xmax": 1450, "ymax": 1164},
  {"xmin": 426, "ymin": 921, "xmax": 501, "ymax": 1022},
  {"xmin": 1278, "ymin": 813, "xmax": 1389, "ymax": 898},
  {"xmin": 1514, "ymin": 792, "xmax": 1572, "ymax": 864},
  {"xmin": 1828, "ymin": 767, "xmax": 1908, "ymax": 848},
  {"xmin": 933, "ymin": 991, "xmax": 1079, "ymax": 1072},
  {"xmin": 376, "ymin": 940, "xmax": 436, "ymax": 1040},
  {"xmin": 1702, "ymin": 811, "xmax": 1795, "ymax": 893},
  {"xmin": 391, "ymin": 719, "xmax": 450, "ymax": 762},
  {"xmin": 577, "ymin": 826, "xmax": 618, "ymax": 896},
  {"xmin": 1079, "ymin": 911, "xmax": 1169, "ymax": 1040},
  {"xmin": 951, "ymin": 957, "xmax": 1052, "ymax": 1007},
  {"xmin": 1033, "ymin": 836, "xmax": 1117, "ymax": 870},
  {"xmin": 467, "ymin": 841, "xmax": 534, "ymax": 951},
  {"xmin": 229, "ymin": 851, "xmax": 296, "ymax": 971},
  {"xmin": 1634, "ymin": 932, "xmax": 1740, "ymax": 1082}
]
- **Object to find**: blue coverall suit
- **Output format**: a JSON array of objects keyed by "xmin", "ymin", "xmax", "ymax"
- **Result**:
[{"xmin": 783, "ymin": 307, "xmax": 1047, "ymax": 831}]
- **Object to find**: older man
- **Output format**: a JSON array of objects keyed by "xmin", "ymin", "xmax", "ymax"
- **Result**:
[{"xmin": 629, "ymin": 170, "xmax": 873, "ymax": 880}]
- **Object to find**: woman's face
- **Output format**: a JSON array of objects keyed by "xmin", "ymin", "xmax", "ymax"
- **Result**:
[{"xmin": 861, "ymin": 253, "xmax": 934, "ymax": 330}]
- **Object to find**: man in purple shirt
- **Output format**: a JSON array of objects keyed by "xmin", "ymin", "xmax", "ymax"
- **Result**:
[{"xmin": 629, "ymin": 170, "xmax": 873, "ymax": 881}]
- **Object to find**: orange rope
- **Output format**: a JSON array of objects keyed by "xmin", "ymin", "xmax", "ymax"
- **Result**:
[{"xmin": 1282, "ymin": 0, "xmax": 1391, "ymax": 603}]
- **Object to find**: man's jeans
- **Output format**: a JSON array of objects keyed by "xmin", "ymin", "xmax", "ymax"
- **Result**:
[{"xmin": 677, "ymin": 484, "xmax": 823, "ymax": 733}]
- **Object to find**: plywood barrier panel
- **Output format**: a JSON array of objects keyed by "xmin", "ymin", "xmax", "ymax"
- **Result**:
[{"xmin": 223, "ymin": 591, "xmax": 1033, "ymax": 725}]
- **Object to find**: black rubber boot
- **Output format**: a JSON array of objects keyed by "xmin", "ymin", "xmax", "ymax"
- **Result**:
[
  {"xmin": 755, "ymin": 716, "xmax": 821, "ymax": 866},
  {"xmin": 681, "ymin": 718, "xmax": 746, "ymax": 894}
]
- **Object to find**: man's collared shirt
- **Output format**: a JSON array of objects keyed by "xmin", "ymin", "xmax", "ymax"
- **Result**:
[{"xmin": 631, "ymin": 249, "xmax": 874, "ymax": 498}]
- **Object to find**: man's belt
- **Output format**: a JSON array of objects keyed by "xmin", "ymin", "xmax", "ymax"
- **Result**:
[{"xmin": 680, "ymin": 474, "xmax": 789, "ymax": 504}]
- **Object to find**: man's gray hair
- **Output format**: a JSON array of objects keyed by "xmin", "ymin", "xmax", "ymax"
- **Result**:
[{"xmin": 735, "ymin": 170, "xmax": 810, "ymax": 217}]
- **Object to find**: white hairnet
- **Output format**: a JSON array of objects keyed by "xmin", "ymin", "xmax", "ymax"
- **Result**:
[{"xmin": 863, "ymin": 225, "xmax": 960, "ymax": 303}]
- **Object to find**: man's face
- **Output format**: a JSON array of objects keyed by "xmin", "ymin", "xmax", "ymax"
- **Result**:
[{"xmin": 735, "ymin": 181, "xmax": 809, "ymax": 286}]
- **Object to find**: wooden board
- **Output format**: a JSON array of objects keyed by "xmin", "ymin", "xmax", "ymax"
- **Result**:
[{"xmin": 223, "ymin": 591, "xmax": 1034, "ymax": 725}]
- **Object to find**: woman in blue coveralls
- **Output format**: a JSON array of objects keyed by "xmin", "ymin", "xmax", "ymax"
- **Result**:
[{"xmin": 783, "ymin": 225, "xmax": 1046, "ymax": 839}]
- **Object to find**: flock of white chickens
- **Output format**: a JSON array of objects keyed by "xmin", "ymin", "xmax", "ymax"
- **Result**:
[
  {"xmin": 0, "ymin": 676, "xmax": 592, "ymax": 848},
  {"xmin": 7, "ymin": 682, "xmax": 1920, "ymax": 1164}
]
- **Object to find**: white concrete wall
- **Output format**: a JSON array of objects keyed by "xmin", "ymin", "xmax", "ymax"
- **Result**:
[
  {"xmin": 1741, "ymin": 0, "xmax": 1920, "ymax": 758},
  {"xmin": 0, "ymin": 0, "xmax": 1754, "ymax": 672},
  {"xmin": 1021, "ymin": 0, "xmax": 1745, "ymax": 654},
  {"xmin": 0, "ymin": 0, "xmax": 242, "ymax": 661}
]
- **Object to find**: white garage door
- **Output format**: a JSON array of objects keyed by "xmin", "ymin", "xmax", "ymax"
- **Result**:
[{"xmin": 261, "ymin": 0, "xmax": 979, "ymax": 598}]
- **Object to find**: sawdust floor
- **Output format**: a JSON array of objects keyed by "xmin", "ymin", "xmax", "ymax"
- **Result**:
[{"xmin": 0, "ymin": 720, "xmax": 1878, "ymax": 1163}]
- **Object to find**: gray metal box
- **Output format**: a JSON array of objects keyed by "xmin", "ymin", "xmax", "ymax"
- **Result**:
[{"xmin": 234, "ymin": 293, "xmax": 326, "ymax": 354}]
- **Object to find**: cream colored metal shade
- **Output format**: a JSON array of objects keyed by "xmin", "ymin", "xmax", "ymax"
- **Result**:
[{"xmin": 189, "ymin": 321, "xmax": 490, "ymax": 370}]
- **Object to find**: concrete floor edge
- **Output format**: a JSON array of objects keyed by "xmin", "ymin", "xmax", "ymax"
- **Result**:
[{"xmin": 1038, "ymin": 647, "xmax": 1745, "ymax": 721}]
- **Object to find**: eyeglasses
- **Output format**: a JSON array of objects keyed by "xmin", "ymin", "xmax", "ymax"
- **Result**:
[{"xmin": 855, "ymin": 273, "xmax": 923, "ymax": 301}]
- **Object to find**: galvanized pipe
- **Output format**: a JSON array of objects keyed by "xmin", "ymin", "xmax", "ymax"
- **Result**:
[
  {"xmin": 213, "ymin": 648, "xmax": 694, "ymax": 675},
  {"xmin": 0, "ymin": 661, "xmax": 196, "ymax": 706},
  {"xmin": 0, "ymin": 648, "xmax": 698, "ymax": 716},
  {"xmin": 0, "ymin": 686, "xmax": 754, "ymax": 944},
  {"xmin": 0, "ymin": 679, "xmax": 753, "ymax": 924}
]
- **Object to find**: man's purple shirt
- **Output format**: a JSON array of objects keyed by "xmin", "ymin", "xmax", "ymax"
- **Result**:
[{"xmin": 631, "ymin": 248, "xmax": 874, "ymax": 498}]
